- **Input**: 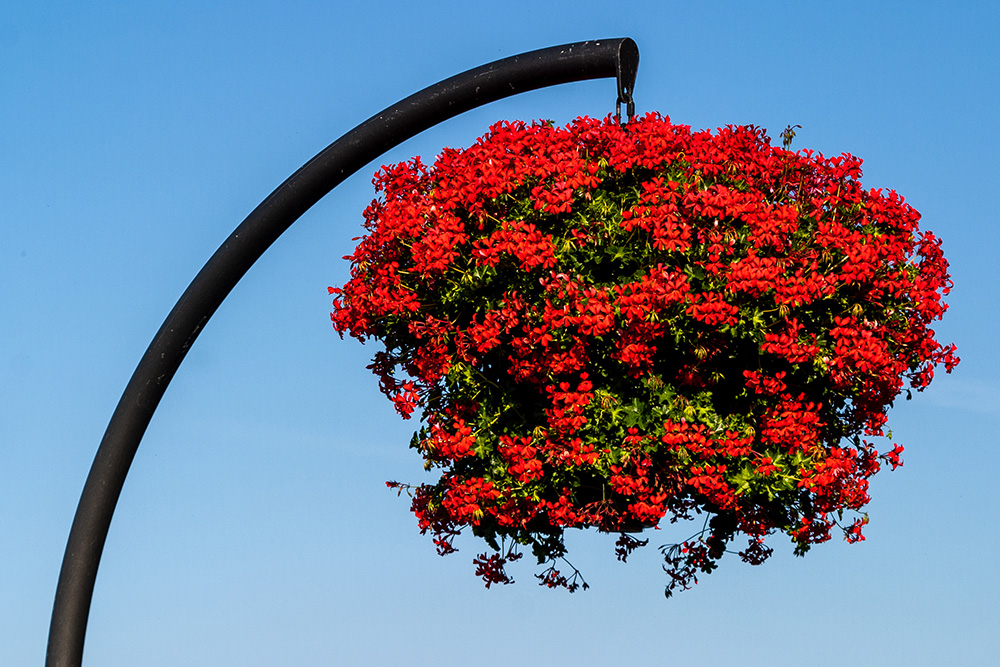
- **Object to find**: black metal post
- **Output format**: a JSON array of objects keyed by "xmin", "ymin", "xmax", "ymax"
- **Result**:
[{"xmin": 47, "ymin": 38, "xmax": 639, "ymax": 666}]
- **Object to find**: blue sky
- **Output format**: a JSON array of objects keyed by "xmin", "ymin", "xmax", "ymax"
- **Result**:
[{"xmin": 3, "ymin": 1, "xmax": 998, "ymax": 665}]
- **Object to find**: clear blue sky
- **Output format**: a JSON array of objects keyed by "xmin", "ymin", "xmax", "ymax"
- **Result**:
[{"xmin": 3, "ymin": 1, "xmax": 998, "ymax": 665}]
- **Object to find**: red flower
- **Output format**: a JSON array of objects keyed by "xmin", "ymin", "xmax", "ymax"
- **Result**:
[{"xmin": 331, "ymin": 113, "xmax": 957, "ymax": 595}]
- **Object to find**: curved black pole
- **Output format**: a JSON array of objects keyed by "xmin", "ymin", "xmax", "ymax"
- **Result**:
[{"xmin": 47, "ymin": 38, "xmax": 639, "ymax": 666}]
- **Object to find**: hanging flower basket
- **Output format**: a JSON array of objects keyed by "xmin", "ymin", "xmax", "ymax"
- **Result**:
[{"xmin": 330, "ymin": 114, "xmax": 957, "ymax": 596}]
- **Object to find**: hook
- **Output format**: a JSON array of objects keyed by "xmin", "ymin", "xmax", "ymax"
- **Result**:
[{"xmin": 615, "ymin": 37, "xmax": 639, "ymax": 122}]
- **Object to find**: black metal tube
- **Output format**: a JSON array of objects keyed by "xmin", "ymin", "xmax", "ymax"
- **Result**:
[{"xmin": 47, "ymin": 38, "xmax": 639, "ymax": 666}]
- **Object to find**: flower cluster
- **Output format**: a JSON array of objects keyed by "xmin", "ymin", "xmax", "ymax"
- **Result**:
[{"xmin": 332, "ymin": 114, "xmax": 957, "ymax": 596}]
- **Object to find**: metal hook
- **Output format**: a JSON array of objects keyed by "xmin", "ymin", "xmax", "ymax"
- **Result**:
[
  {"xmin": 615, "ymin": 37, "xmax": 639, "ymax": 122},
  {"xmin": 615, "ymin": 93, "xmax": 636, "ymax": 124}
]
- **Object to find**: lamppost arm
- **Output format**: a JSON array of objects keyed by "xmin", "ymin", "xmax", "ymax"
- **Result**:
[{"xmin": 47, "ymin": 37, "xmax": 639, "ymax": 667}]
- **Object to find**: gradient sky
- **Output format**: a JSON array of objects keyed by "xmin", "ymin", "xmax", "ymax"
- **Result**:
[{"xmin": 3, "ymin": 1, "xmax": 999, "ymax": 665}]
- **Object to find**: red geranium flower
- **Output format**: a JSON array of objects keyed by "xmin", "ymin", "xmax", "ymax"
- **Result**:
[{"xmin": 333, "ymin": 114, "xmax": 957, "ymax": 596}]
